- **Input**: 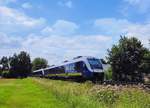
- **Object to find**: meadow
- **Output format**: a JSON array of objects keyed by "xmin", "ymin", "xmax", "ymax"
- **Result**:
[{"xmin": 0, "ymin": 78, "xmax": 149, "ymax": 108}]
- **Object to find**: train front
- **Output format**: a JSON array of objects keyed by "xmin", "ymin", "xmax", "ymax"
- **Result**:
[{"xmin": 87, "ymin": 57, "xmax": 104, "ymax": 81}]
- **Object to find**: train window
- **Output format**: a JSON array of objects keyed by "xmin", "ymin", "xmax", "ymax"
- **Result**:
[
  {"xmin": 88, "ymin": 58, "xmax": 103, "ymax": 69},
  {"xmin": 75, "ymin": 61, "xmax": 85, "ymax": 72},
  {"xmin": 65, "ymin": 63, "xmax": 76, "ymax": 72}
]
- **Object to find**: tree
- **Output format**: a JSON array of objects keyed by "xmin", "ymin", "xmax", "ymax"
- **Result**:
[
  {"xmin": 0, "ymin": 56, "xmax": 9, "ymax": 71},
  {"xmin": 32, "ymin": 57, "xmax": 48, "ymax": 71},
  {"xmin": 107, "ymin": 36, "xmax": 146, "ymax": 82},
  {"xmin": 18, "ymin": 51, "xmax": 32, "ymax": 77},
  {"xmin": 0, "ymin": 56, "xmax": 9, "ymax": 76},
  {"xmin": 9, "ymin": 51, "xmax": 32, "ymax": 78},
  {"xmin": 140, "ymin": 48, "xmax": 150, "ymax": 74},
  {"xmin": 9, "ymin": 54, "xmax": 19, "ymax": 77}
]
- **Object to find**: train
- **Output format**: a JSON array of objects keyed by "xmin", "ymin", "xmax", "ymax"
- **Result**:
[{"xmin": 32, "ymin": 56, "xmax": 109, "ymax": 81}]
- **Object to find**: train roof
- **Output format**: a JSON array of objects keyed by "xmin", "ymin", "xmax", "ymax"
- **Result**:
[{"xmin": 33, "ymin": 56, "xmax": 100, "ymax": 73}]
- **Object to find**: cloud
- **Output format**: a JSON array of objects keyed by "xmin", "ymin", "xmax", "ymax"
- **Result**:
[
  {"xmin": 0, "ymin": 32, "xmax": 22, "ymax": 48},
  {"xmin": 0, "ymin": 32, "xmax": 23, "ymax": 58},
  {"xmin": 58, "ymin": 0, "xmax": 73, "ymax": 8},
  {"xmin": 0, "ymin": 32, "xmax": 111, "ymax": 64},
  {"xmin": 42, "ymin": 20, "xmax": 79, "ymax": 35},
  {"xmin": 0, "ymin": 0, "xmax": 149, "ymax": 65},
  {"xmin": 21, "ymin": 34, "xmax": 111, "ymax": 64},
  {"xmin": 0, "ymin": 0, "xmax": 16, "ymax": 5},
  {"xmin": 94, "ymin": 18, "xmax": 150, "ymax": 47},
  {"xmin": 122, "ymin": 0, "xmax": 150, "ymax": 14},
  {"xmin": 0, "ymin": 0, "xmax": 111, "ymax": 65},
  {"xmin": 0, "ymin": 6, "xmax": 46, "ymax": 33},
  {"xmin": 22, "ymin": 2, "xmax": 32, "ymax": 9},
  {"xmin": 1, "ymin": 17, "xmax": 150, "ymax": 64}
]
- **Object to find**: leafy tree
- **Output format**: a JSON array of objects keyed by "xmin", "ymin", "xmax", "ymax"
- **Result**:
[
  {"xmin": 140, "ymin": 48, "xmax": 150, "ymax": 74},
  {"xmin": 9, "ymin": 51, "xmax": 32, "ymax": 78},
  {"xmin": 32, "ymin": 57, "xmax": 48, "ymax": 71},
  {"xmin": 0, "ymin": 65, "xmax": 2, "ymax": 76},
  {"xmin": 107, "ymin": 36, "xmax": 146, "ymax": 82},
  {"xmin": 9, "ymin": 54, "xmax": 19, "ymax": 77},
  {"xmin": 0, "ymin": 56, "xmax": 9, "ymax": 70},
  {"xmin": 18, "ymin": 51, "xmax": 32, "ymax": 77},
  {"xmin": 0, "ymin": 56, "xmax": 9, "ymax": 76}
]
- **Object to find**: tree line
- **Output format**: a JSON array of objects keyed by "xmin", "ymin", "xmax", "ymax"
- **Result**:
[
  {"xmin": 0, "ymin": 36, "xmax": 150, "ymax": 82},
  {"xmin": 0, "ymin": 52, "xmax": 48, "ymax": 78}
]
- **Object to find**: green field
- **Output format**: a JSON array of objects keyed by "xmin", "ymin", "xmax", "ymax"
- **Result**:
[{"xmin": 0, "ymin": 78, "xmax": 149, "ymax": 108}]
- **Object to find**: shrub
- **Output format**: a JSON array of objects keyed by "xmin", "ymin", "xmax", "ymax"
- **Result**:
[
  {"xmin": 1, "ymin": 71, "xmax": 10, "ymax": 78},
  {"xmin": 104, "ymin": 67, "xmax": 112, "ymax": 80}
]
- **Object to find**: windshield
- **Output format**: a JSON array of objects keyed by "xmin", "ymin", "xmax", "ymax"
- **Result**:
[{"xmin": 88, "ymin": 58, "xmax": 103, "ymax": 69}]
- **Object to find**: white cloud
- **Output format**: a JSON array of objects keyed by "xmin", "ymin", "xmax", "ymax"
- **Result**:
[
  {"xmin": 0, "ymin": 32, "xmax": 22, "ymax": 48},
  {"xmin": 94, "ymin": 18, "xmax": 150, "ymax": 47},
  {"xmin": 42, "ymin": 20, "xmax": 79, "ymax": 35},
  {"xmin": 0, "ymin": 0, "xmax": 111, "ymax": 65},
  {"xmin": 0, "ymin": 32, "xmax": 111, "ymax": 64},
  {"xmin": 1, "ymin": 17, "xmax": 150, "ymax": 64},
  {"xmin": 22, "ymin": 2, "xmax": 32, "ymax": 9},
  {"xmin": 94, "ymin": 18, "xmax": 130, "ymax": 35},
  {"xmin": 0, "ymin": 32, "xmax": 23, "ymax": 58},
  {"xmin": 21, "ymin": 34, "xmax": 111, "ymax": 64},
  {"xmin": 58, "ymin": 0, "xmax": 73, "ymax": 8},
  {"xmin": 1, "ymin": 0, "xmax": 149, "ymax": 65},
  {"xmin": 41, "ymin": 26, "xmax": 53, "ymax": 35},
  {"xmin": 123, "ymin": 0, "xmax": 150, "ymax": 13},
  {"xmin": 0, "ymin": 6, "xmax": 46, "ymax": 33}
]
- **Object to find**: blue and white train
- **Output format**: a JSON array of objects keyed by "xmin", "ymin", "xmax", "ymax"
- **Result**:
[{"xmin": 32, "ymin": 56, "xmax": 109, "ymax": 81}]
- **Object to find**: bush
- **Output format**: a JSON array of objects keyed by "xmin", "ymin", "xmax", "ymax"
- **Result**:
[
  {"xmin": 104, "ymin": 67, "xmax": 112, "ymax": 80},
  {"xmin": 1, "ymin": 71, "xmax": 10, "ymax": 78}
]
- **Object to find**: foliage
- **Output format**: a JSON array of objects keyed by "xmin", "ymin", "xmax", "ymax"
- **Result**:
[
  {"xmin": 1, "ymin": 71, "xmax": 10, "ymax": 78},
  {"xmin": 0, "ymin": 56, "xmax": 9, "ymax": 71},
  {"xmin": 32, "ymin": 57, "xmax": 48, "ymax": 71},
  {"xmin": 104, "ymin": 67, "xmax": 112, "ymax": 80},
  {"xmin": 9, "ymin": 51, "xmax": 32, "ymax": 78},
  {"xmin": 140, "ymin": 49, "xmax": 150, "ymax": 74},
  {"xmin": 0, "ymin": 66, "xmax": 2, "ymax": 76},
  {"xmin": 107, "ymin": 36, "xmax": 146, "ymax": 82}
]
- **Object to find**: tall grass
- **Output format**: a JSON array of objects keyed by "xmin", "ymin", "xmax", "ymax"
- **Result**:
[
  {"xmin": 33, "ymin": 78, "xmax": 150, "ymax": 108},
  {"xmin": 0, "ymin": 78, "xmax": 149, "ymax": 108},
  {"xmin": 33, "ymin": 78, "xmax": 103, "ymax": 108}
]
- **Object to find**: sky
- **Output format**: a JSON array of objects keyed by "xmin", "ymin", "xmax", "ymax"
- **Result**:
[{"xmin": 0, "ymin": 0, "xmax": 150, "ymax": 65}]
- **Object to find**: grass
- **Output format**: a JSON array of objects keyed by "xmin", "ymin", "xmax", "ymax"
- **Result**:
[{"xmin": 0, "ymin": 78, "xmax": 149, "ymax": 108}]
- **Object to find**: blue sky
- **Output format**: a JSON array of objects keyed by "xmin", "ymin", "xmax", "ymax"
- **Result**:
[{"xmin": 0, "ymin": 0, "xmax": 150, "ymax": 64}]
